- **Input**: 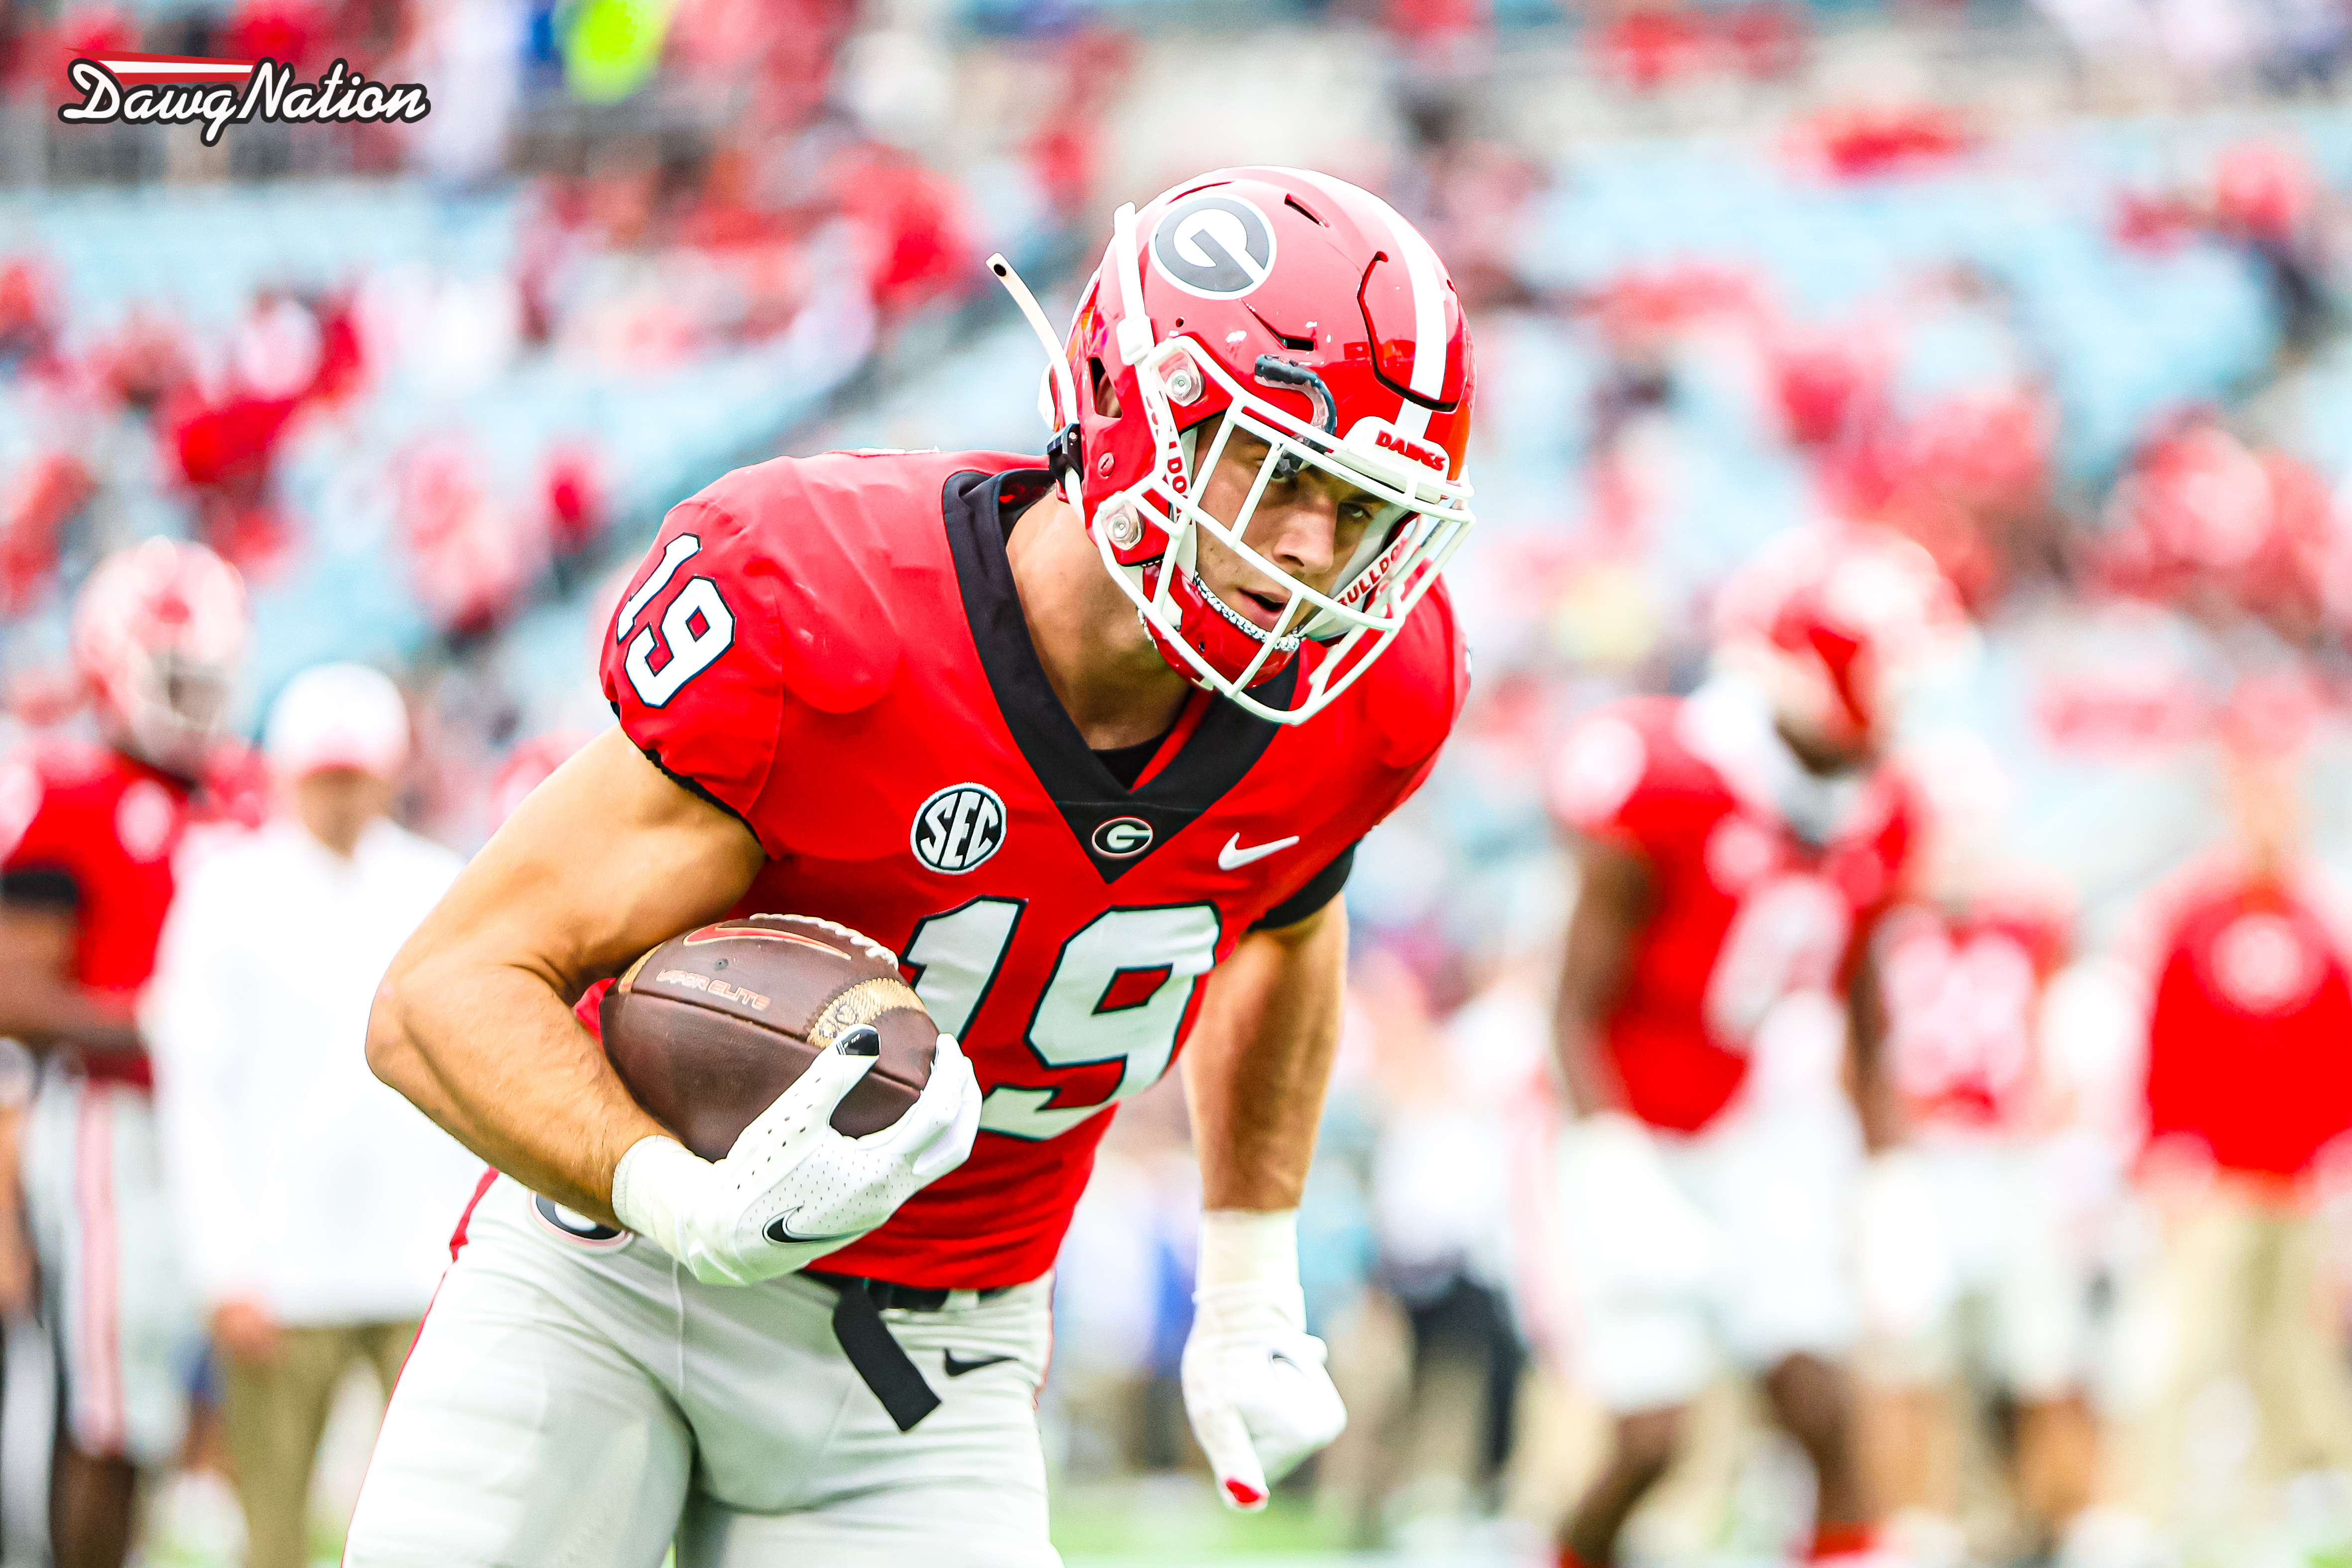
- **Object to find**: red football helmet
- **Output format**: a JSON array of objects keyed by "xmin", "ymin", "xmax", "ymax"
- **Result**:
[
  {"xmin": 1713, "ymin": 524, "xmax": 1966, "ymax": 745},
  {"xmin": 991, "ymin": 167, "xmax": 1476, "ymax": 724},
  {"xmin": 72, "ymin": 537, "xmax": 249, "ymax": 775}
]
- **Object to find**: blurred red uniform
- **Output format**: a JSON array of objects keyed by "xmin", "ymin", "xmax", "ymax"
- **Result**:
[
  {"xmin": 2118, "ymin": 863, "xmax": 2352, "ymax": 1519},
  {"xmin": 2144, "ymin": 875, "xmax": 2352, "ymax": 1181},
  {"xmin": 1548, "ymin": 684, "xmax": 1863, "ymax": 1415},
  {"xmin": 1854, "ymin": 887, "xmax": 2095, "ymax": 1463},
  {"xmin": 1553, "ymin": 693, "xmax": 1855, "ymax": 1135},
  {"xmin": 0, "ymin": 540, "xmax": 251, "ymax": 1568},
  {"xmin": 0, "ymin": 739, "xmax": 264, "ymax": 1464},
  {"xmin": 1874, "ymin": 899, "xmax": 2067, "ymax": 1136},
  {"xmin": 1547, "ymin": 527, "xmax": 1964, "ymax": 1568}
]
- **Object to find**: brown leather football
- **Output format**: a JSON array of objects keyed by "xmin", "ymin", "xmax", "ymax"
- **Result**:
[{"xmin": 600, "ymin": 914, "xmax": 935, "ymax": 1160}]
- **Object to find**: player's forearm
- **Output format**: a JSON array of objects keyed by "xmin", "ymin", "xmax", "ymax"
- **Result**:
[
  {"xmin": 1553, "ymin": 840, "xmax": 1646, "ymax": 1118},
  {"xmin": 1553, "ymin": 920, "xmax": 1630, "ymax": 1116},
  {"xmin": 1553, "ymin": 1012, "xmax": 1623, "ymax": 1118},
  {"xmin": 368, "ymin": 954, "xmax": 665, "ymax": 1227},
  {"xmin": 1844, "ymin": 955, "xmax": 1902, "ymax": 1153},
  {"xmin": 0, "ymin": 910, "xmax": 143, "ymax": 1051},
  {"xmin": 0, "ymin": 976, "xmax": 141, "ymax": 1052},
  {"xmin": 1183, "ymin": 901, "xmax": 1348, "ymax": 1211}
]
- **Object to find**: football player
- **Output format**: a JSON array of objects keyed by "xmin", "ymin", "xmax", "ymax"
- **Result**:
[
  {"xmin": 0, "ymin": 539, "xmax": 253, "ymax": 1568},
  {"xmin": 1846, "ymin": 746, "xmax": 2097, "ymax": 1565},
  {"xmin": 1544, "ymin": 526, "xmax": 1962, "ymax": 1568},
  {"xmin": 351, "ymin": 167, "xmax": 1475, "ymax": 1566}
]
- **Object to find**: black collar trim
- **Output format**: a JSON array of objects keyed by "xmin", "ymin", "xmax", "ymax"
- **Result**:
[{"xmin": 940, "ymin": 469, "xmax": 1291, "ymax": 883}]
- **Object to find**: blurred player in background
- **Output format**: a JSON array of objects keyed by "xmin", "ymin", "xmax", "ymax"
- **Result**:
[
  {"xmin": 1544, "ymin": 526, "xmax": 1964, "ymax": 1568},
  {"xmin": 2110, "ymin": 724, "xmax": 2352, "ymax": 1538},
  {"xmin": 146, "ymin": 662, "xmax": 479, "ymax": 1568},
  {"xmin": 0, "ymin": 539, "xmax": 255, "ymax": 1568},
  {"xmin": 1846, "ymin": 739, "xmax": 2098, "ymax": 1566},
  {"xmin": 351, "ymin": 168, "xmax": 1474, "ymax": 1565}
]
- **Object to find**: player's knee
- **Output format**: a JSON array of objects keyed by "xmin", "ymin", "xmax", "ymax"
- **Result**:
[{"xmin": 1610, "ymin": 1406, "xmax": 1686, "ymax": 1484}]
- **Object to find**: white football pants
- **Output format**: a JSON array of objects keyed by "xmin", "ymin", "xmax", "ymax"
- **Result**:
[
  {"xmin": 21, "ymin": 1071, "xmax": 200, "ymax": 1466},
  {"xmin": 1560, "ymin": 1086, "xmax": 1863, "ymax": 1414},
  {"xmin": 344, "ymin": 1174, "xmax": 1059, "ymax": 1568}
]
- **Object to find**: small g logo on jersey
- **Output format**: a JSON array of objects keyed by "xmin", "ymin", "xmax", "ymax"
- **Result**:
[
  {"xmin": 912, "ymin": 784, "xmax": 1007, "ymax": 875},
  {"xmin": 1090, "ymin": 816, "xmax": 1154, "ymax": 858},
  {"xmin": 1151, "ymin": 193, "xmax": 1277, "ymax": 300}
]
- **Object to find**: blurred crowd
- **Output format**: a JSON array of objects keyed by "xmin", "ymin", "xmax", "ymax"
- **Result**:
[{"xmin": 12, "ymin": 0, "xmax": 2352, "ymax": 1565}]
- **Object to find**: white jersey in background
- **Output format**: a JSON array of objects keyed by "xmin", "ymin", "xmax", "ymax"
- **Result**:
[{"xmin": 145, "ymin": 816, "xmax": 479, "ymax": 1323}]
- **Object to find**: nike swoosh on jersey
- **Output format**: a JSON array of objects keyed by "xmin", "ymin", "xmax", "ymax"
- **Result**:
[
  {"xmin": 943, "ymin": 1350, "xmax": 1018, "ymax": 1377},
  {"xmin": 763, "ymin": 1211, "xmax": 866, "ymax": 1246},
  {"xmin": 1218, "ymin": 833, "xmax": 1302, "ymax": 871}
]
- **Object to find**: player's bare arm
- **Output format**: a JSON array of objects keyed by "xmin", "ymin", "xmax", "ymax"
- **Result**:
[
  {"xmin": 1176, "ymin": 895, "xmax": 1354, "ymax": 1508},
  {"xmin": 1555, "ymin": 834, "xmax": 1649, "ymax": 1116},
  {"xmin": 365, "ymin": 727, "xmax": 764, "ymax": 1226},
  {"xmin": 1843, "ymin": 940, "xmax": 1902, "ymax": 1152},
  {"xmin": 1182, "ymin": 897, "xmax": 1348, "ymax": 1209},
  {"xmin": 0, "ymin": 907, "xmax": 143, "ymax": 1051}
]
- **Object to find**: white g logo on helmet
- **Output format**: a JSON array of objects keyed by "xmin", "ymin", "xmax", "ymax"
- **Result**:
[{"xmin": 1151, "ymin": 194, "xmax": 1277, "ymax": 299}]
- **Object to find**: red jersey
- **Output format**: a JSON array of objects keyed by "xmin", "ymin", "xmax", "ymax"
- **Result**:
[
  {"xmin": 599, "ymin": 451, "xmax": 1463, "ymax": 1288},
  {"xmin": 1872, "ymin": 901, "xmax": 2067, "ymax": 1132},
  {"xmin": 1823, "ymin": 765, "xmax": 1925, "ymax": 964},
  {"xmin": 1548, "ymin": 695, "xmax": 1851, "ymax": 1133},
  {"xmin": 0, "ymin": 741, "xmax": 238, "ymax": 1085},
  {"xmin": 2143, "ymin": 874, "xmax": 2352, "ymax": 1180}
]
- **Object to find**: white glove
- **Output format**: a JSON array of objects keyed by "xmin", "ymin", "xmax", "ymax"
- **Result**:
[
  {"xmin": 610, "ymin": 1032, "xmax": 982, "ymax": 1286},
  {"xmin": 1180, "ymin": 1209, "xmax": 1346, "ymax": 1512}
]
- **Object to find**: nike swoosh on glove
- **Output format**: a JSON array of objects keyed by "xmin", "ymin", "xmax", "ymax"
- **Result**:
[
  {"xmin": 1180, "ymin": 1209, "xmax": 1347, "ymax": 1512},
  {"xmin": 610, "ymin": 1033, "xmax": 982, "ymax": 1286}
]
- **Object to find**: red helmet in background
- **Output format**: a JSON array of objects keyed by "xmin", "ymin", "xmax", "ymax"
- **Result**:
[
  {"xmin": 72, "ymin": 537, "xmax": 249, "ymax": 776},
  {"xmin": 995, "ymin": 166, "xmax": 1476, "ymax": 724},
  {"xmin": 1714, "ymin": 524, "xmax": 1967, "ymax": 745}
]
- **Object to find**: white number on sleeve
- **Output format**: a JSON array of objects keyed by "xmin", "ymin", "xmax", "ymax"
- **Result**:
[{"xmin": 617, "ymin": 534, "xmax": 737, "ymax": 708}]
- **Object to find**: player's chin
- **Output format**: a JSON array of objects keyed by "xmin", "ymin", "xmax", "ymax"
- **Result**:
[{"xmin": 1203, "ymin": 575, "xmax": 1294, "ymax": 635}]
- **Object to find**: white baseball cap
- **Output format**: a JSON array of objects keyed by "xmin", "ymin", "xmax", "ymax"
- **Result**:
[{"xmin": 264, "ymin": 662, "xmax": 410, "ymax": 780}]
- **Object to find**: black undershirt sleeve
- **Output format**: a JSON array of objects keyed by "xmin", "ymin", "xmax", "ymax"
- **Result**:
[
  {"xmin": 1250, "ymin": 842, "xmax": 1356, "ymax": 931},
  {"xmin": 0, "ymin": 866, "xmax": 81, "ymax": 912}
]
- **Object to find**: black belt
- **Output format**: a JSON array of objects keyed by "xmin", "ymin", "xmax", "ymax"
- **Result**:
[{"xmin": 803, "ymin": 1272, "xmax": 1015, "ymax": 1432}]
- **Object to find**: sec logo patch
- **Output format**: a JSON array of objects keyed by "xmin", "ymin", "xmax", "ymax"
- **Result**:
[{"xmin": 912, "ymin": 784, "xmax": 1007, "ymax": 875}]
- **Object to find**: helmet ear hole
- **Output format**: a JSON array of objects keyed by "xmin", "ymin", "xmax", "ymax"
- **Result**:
[{"xmin": 1090, "ymin": 358, "xmax": 1122, "ymax": 418}]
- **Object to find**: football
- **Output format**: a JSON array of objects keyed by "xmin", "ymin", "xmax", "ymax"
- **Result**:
[{"xmin": 600, "ymin": 914, "xmax": 936, "ymax": 1160}]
